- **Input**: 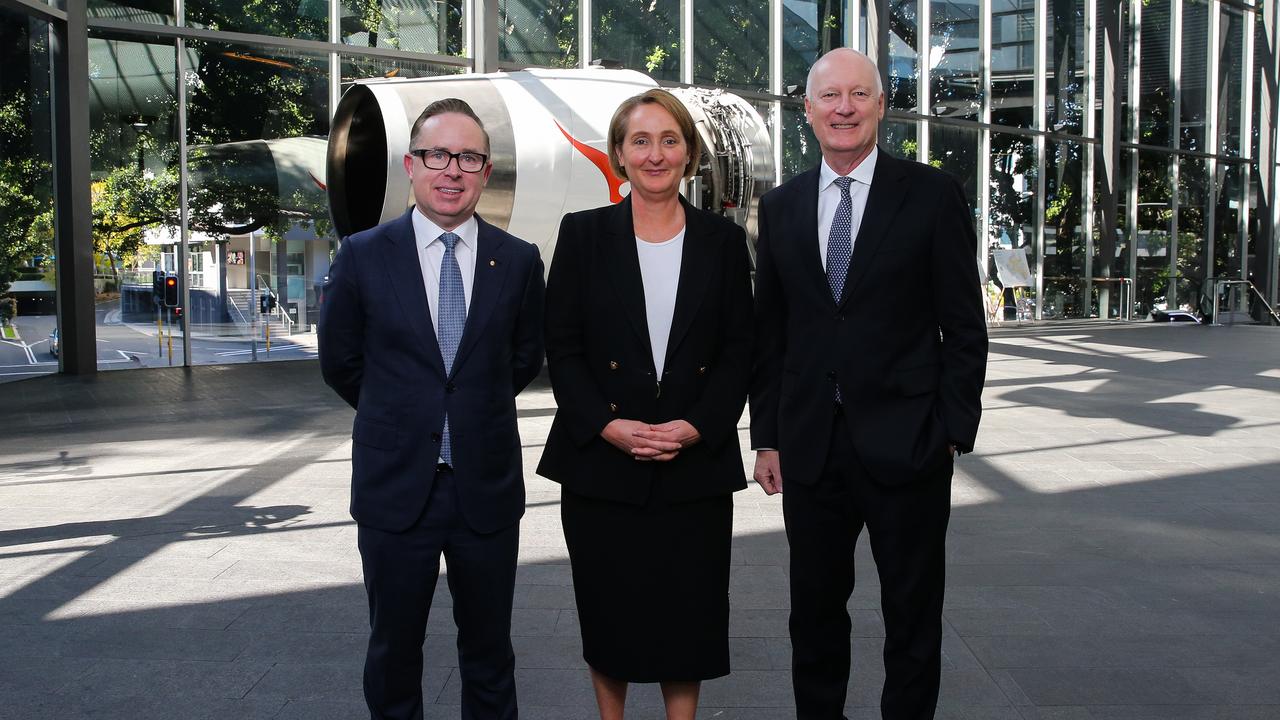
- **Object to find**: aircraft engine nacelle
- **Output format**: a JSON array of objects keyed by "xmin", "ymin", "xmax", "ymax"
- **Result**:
[{"xmin": 325, "ymin": 68, "xmax": 775, "ymax": 263}]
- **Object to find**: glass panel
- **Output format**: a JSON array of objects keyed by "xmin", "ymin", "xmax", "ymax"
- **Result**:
[
  {"xmin": 694, "ymin": 0, "xmax": 770, "ymax": 92},
  {"xmin": 89, "ymin": 0, "xmax": 174, "ymax": 24},
  {"xmin": 0, "ymin": 10, "xmax": 57, "ymax": 382},
  {"xmin": 987, "ymin": 131, "xmax": 1037, "ymax": 319},
  {"xmin": 87, "ymin": 37, "xmax": 186, "ymax": 371},
  {"xmin": 991, "ymin": 0, "xmax": 1034, "ymax": 128},
  {"xmin": 1218, "ymin": 5, "xmax": 1244, "ymax": 157},
  {"xmin": 339, "ymin": 0, "xmax": 465, "ymax": 54},
  {"xmin": 593, "ymin": 0, "xmax": 680, "ymax": 81},
  {"xmin": 188, "ymin": 0, "xmax": 329, "ymax": 41},
  {"xmin": 1094, "ymin": 148, "xmax": 1130, "ymax": 319},
  {"xmin": 185, "ymin": 40, "xmax": 331, "ymax": 364},
  {"xmin": 928, "ymin": 0, "xmax": 981, "ymax": 122},
  {"xmin": 783, "ymin": 0, "xmax": 851, "ymax": 92},
  {"xmin": 888, "ymin": 0, "xmax": 920, "ymax": 112},
  {"xmin": 780, "ymin": 102, "xmax": 818, "ymax": 181},
  {"xmin": 501, "ymin": 0, "xmax": 579, "ymax": 67},
  {"xmin": 340, "ymin": 53, "xmax": 465, "ymax": 87},
  {"xmin": 1134, "ymin": 149, "xmax": 1173, "ymax": 317},
  {"xmin": 928, "ymin": 122, "xmax": 978, "ymax": 210},
  {"xmin": 1138, "ymin": 0, "xmax": 1172, "ymax": 147},
  {"xmin": 1175, "ymin": 155, "xmax": 1208, "ymax": 314},
  {"xmin": 885, "ymin": 119, "xmax": 919, "ymax": 161},
  {"xmin": 1180, "ymin": 0, "xmax": 1209, "ymax": 152},
  {"xmin": 1046, "ymin": 0, "xmax": 1085, "ymax": 135},
  {"xmin": 1042, "ymin": 138, "xmax": 1086, "ymax": 317},
  {"xmin": 1213, "ymin": 161, "xmax": 1243, "ymax": 280}
]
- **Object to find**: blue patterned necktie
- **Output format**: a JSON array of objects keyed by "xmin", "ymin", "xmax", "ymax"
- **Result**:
[
  {"xmin": 827, "ymin": 176, "xmax": 854, "ymax": 303},
  {"xmin": 827, "ymin": 177, "xmax": 854, "ymax": 404},
  {"xmin": 437, "ymin": 231, "xmax": 466, "ymax": 465}
]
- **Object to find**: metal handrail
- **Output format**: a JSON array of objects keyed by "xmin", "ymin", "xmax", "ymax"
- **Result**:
[
  {"xmin": 1209, "ymin": 278, "xmax": 1280, "ymax": 326},
  {"xmin": 1040, "ymin": 276, "xmax": 1134, "ymax": 320},
  {"xmin": 255, "ymin": 274, "xmax": 295, "ymax": 335}
]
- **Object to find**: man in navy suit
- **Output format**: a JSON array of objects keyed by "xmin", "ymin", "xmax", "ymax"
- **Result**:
[
  {"xmin": 320, "ymin": 97, "xmax": 545, "ymax": 720},
  {"xmin": 750, "ymin": 50, "xmax": 987, "ymax": 719}
]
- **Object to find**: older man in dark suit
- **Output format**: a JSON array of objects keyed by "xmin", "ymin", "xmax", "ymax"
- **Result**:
[
  {"xmin": 750, "ymin": 49, "xmax": 988, "ymax": 719},
  {"xmin": 320, "ymin": 97, "xmax": 545, "ymax": 720}
]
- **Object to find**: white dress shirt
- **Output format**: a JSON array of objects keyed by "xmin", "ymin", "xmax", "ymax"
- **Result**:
[
  {"xmin": 412, "ymin": 207, "xmax": 477, "ymax": 333},
  {"xmin": 818, "ymin": 146, "xmax": 878, "ymax": 268},
  {"xmin": 635, "ymin": 228, "xmax": 686, "ymax": 377}
]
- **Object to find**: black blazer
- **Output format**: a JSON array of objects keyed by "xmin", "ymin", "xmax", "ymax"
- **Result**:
[
  {"xmin": 319, "ymin": 209, "xmax": 546, "ymax": 533},
  {"xmin": 537, "ymin": 196, "xmax": 754, "ymax": 505},
  {"xmin": 750, "ymin": 149, "xmax": 988, "ymax": 486}
]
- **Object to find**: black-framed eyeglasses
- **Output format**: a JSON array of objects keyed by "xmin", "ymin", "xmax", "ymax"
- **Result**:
[{"xmin": 409, "ymin": 148, "xmax": 489, "ymax": 173}]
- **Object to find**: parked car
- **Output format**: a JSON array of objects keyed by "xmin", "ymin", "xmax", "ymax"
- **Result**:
[
  {"xmin": 48, "ymin": 327, "xmax": 59, "ymax": 357},
  {"xmin": 1150, "ymin": 309, "xmax": 1201, "ymax": 324}
]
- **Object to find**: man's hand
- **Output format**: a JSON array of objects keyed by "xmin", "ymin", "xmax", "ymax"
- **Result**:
[
  {"xmin": 601, "ymin": 419, "xmax": 682, "ymax": 461},
  {"xmin": 753, "ymin": 450, "xmax": 783, "ymax": 495}
]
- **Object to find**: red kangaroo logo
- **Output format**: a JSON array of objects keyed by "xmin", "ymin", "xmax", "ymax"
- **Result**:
[{"xmin": 555, "ymin": 120, "xmax": 625, "ymax": 204}]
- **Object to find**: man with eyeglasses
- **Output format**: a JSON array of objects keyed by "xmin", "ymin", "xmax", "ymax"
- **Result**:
[{"xmin": 320, "ymin": 97, "xmax": 545, "ymax": 720}]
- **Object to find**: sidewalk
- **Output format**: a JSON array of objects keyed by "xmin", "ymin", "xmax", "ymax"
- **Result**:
[{"xmin": 0, "ymin": 322, "xmax": 1277, "ymax": 719}]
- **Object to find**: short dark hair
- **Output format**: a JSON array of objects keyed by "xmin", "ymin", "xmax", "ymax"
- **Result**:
[
  {"xmin": 410, "ymin": 97, "xmax": 491, "ymax": 155},
  {"xmin": 607, "ymin": 89, "xmax": 701, "ymax": 180}
]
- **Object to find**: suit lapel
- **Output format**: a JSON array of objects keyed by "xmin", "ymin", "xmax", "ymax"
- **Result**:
[
  {"xmin": 663, "ymin": 198, "xmax": 713, "ymax": 366},
  {"xmin": 789, "ymin": 168, "xmax": 831, "ymax": 307},
  {"xmin": 384, "ymin": 210, "xmax": 447, "ymax": 378},
  {"xmin": 839, "ymin": 149, "xmax": 908, "ymax": 310},
  {"xmin": 604, "ymin": 197, "xmax": 656, "ymax": 366},
  {"xmin": 451, "ymin": 216, "xmax": 510, "ymax": 376}
]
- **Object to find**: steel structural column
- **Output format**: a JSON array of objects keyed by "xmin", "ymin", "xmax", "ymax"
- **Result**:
[
  {"xmin": 1083, "ymin": 0, "xmax": 1098, "ymax": 308},
  {"xmin": 1267, "ymin": 0, "xmax": 1280, "ymax": 307},
  {"xmin": 472, "ymin": 0, "xmax": 498, "ymax": 73},
  {"xmin": 1242, "ymin": 9, "xmax": 1255, "ymax": 288},
  {"xmin": 681, "ymin": 0, "xmax": 693, "ymax": 84},
  {"xmin": 1125, "ymin": 0, "xmax": 1141, "ymax": 319},
  {"xmin": 1034, "ymin": 0, "xmax": 1047, "ymax": 319},
  {"xmin": 580, "ymin": 0, "xmax": 592, "ymax": 67},
  {"xmin": 770, "ymin": 0, "xmax": 783, "ymax": 188},
  {"xmin": 918, "ymin": 0, "xmax": 930, "ymax": 163},
  {"xmin": 978, "ymin": 0, "xmax": 992, "ymax": 276},
  {"xmin": 50, "ymin": 0, "xmax": 95, "ymax": 374},
  {"xmin": 1095, "ymin": 0, "xmax": 1123, "ymax": 319},
  {"xmin": 176, "ymin": 0, "xmax": 191, "ymax": 365},
  {"xmin": 869, "ymin": 0, "xmax": 889, "ymax": 112},
  {"xmin": 1170, "ymin": 0, "xmax": 1182, "ymax": 310},
  {"xmin": 1206, "ymin": 0, "xmax": 1220, "ymax": 308}
]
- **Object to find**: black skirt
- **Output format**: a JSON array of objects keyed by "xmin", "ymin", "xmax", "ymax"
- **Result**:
[{"xmin": 561, "ymin": 486, "xmax": 733, "ymax": 683}]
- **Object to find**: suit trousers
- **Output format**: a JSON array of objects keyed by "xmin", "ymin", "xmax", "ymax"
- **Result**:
[
  {"xmin": 357, "ymin": 468, "xmax": 519, "ymax": 720},
  {"xmin": 783, "ymin": 409, "xmax": 952, "ymax": 720}
]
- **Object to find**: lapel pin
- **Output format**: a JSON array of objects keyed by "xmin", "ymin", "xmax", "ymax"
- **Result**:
[{"xmin": 489, "ymin": 259, "xmax": 497, "ymax": 267}]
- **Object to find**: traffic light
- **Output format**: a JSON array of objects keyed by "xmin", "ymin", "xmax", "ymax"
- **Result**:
[
  {"xmin": 260, "ymin": 291, "xmax": 277, "ymax": 314},
  {"xmin": 152, "ymin": 269, "xmax": 165, "ymax": 303},
  {"xmin": 163, "ymin": 274, "xmax": 179, "ymax": 307}
]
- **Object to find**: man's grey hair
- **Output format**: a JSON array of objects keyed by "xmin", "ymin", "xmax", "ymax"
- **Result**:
[{"xmin": 805, "ymin": 48, "xmax": 884, "ymax": 99}]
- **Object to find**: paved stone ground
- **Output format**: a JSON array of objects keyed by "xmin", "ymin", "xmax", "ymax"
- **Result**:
[{"xmin": 0, "ymin": 322, "xmax": 1277, "ymax": 719}]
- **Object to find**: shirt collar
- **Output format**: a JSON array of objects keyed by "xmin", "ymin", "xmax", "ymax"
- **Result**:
[
  {"xmin": 819, "ymin": 145, "xmax": 879, "ymax": 191},
  {"xmin": 412, "ymin": 206, "xmax": 478, "ymax": 251}
]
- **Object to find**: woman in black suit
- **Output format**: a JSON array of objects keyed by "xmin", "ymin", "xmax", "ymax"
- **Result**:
[{"xmin": 537, "ymin": 88, "xmax": 753, "ymax": 720}]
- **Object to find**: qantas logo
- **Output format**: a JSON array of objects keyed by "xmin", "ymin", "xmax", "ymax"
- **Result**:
[{"xmin": 555, "ymin": 120, "xmax": 625, "ymax": 204}]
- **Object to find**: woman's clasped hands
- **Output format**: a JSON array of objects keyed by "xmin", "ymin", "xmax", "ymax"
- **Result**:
[{"xmin": 601, "ymin": 419, "xmax": 701, "ymax": 462}]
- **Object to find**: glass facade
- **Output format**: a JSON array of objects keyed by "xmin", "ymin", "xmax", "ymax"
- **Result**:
[{"xmin": 2, "ymin": 0, "xmax": 1279, "ymax": 382}]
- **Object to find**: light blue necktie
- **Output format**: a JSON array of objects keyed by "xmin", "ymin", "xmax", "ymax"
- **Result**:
[
  {"xmin": 437, "ymin": 232, "xmax": 465, "ymax": 465},
  {"xmin": 827, "ymin": 177, "xmax": 853, "ymax": 404}
]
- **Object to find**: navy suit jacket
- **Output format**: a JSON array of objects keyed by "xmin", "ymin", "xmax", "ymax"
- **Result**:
[
  {"xmin": 319, "ymin": 209, "xmax": 545, "ymax": 534},
  {"xmin": 750, "ymin": 149, "xmax": 987, "ymax": 486}
]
